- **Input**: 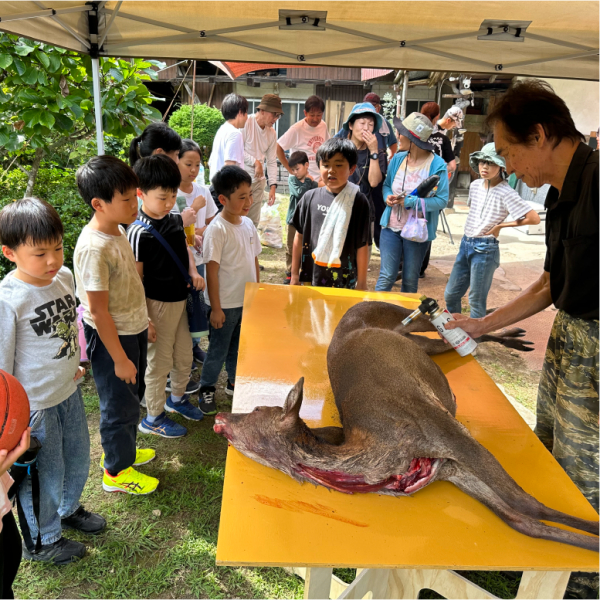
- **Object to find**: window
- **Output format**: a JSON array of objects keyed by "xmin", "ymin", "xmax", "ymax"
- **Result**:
[
  {"xmin": 248, "ymin": 99, "xmax": 304, "ymax": 139},
  {"xmin": 406, "ymin": 100, "xmax": 428, "ymax": 116}
]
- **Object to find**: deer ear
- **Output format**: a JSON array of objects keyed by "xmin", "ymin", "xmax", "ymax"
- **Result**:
[{"xmin": 282, "ymin": 377, "xmax": 304, "ymax": 420}]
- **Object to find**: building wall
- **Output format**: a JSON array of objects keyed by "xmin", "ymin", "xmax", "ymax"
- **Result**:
[{"xmin": 540, "ymin": 78, "xmax": 599, "ymax": 137}]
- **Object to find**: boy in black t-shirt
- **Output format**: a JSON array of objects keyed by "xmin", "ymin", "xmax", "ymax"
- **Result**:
[
  {"xmin": 127, "ymin": 155, "xmax": 205, "ymax": 439},
  {"xmin": 290, "ymin": 138, "xmax": 370, "ymax": 290}
]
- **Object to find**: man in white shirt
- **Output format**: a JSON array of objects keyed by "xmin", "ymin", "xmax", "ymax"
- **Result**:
[
  {"xmin": 277, "ymin": 95, "xmax": 330, "ymax": 182},
  {"xmin": 208, "ymin": 93, "xmax": 249, "ymax": 183},
  {"xmin": 242, "ymin": 94, "xmax": 283, "ymax": 227}
]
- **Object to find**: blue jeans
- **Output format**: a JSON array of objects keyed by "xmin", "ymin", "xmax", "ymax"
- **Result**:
[
  {"xmin": 85, "ymin": 322, "xmax": 147, "ymax": 475},
  {"xmin": 444, "ymin": 236, "xmax": 500, "ymax": 319},
  {"xmin": 200, "ymin": 306, "xmax": 243, "ymax": 389},
  {"xmin": 17, "ymin": 388, "xmax": 90, "ymax": 546},
  {"xmin": 375, "ymin": 228, "xmax": 430, "ymax": 293}
]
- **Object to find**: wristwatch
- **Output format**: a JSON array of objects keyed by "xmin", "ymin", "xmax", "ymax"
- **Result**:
[{"xmin": 369, "ymin": 152, "xmax": 379, "ymax": 160}]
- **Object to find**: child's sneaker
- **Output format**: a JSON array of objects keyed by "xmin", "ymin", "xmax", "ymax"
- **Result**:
[
  {"xmin": 193, "ymin": 346, "xmax": 207, "ymax": 365},
  {"xmin": 165, "ymin": 394, "xmax": 204, "ymax": 421},
  {"xmin": 102, "ymin": 467, "xmax": 159, "ymax": 495},
  {"xmin": 140, "ymin": 396, "xmax": 147, "ymax": 408},
  {"xmin": 99, "ymin": 448, "xmax": 156, "ymax": 470},
  {"xmin": 226, "ymin": 380, "xmax": 235, "ymax": 396},
  {"xmin": 165, "ymin": 377, "xmax": 200, "ymax": 394},
  {"xmin": 139, "ymin": 412, "xmax": 187, "ymax": 438},
  {"xmin": 61, "ymin": 506, "xmax": 106, "ymax": 534},
  {"xmin": 199, "ymin": 387, "xmax": 217, "ymax": 416},
  {"xmin": 283, "ymin": 272, "xmax": 291, "ymax": 285}
]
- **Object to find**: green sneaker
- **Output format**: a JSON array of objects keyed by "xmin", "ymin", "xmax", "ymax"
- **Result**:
[
  {"xmin": 102, "ymin": 467, "xmax": 159, "ymax": 495},
  {"xmin": 99, "ymin": 448, "xmax": 156, "ymax": 471}
]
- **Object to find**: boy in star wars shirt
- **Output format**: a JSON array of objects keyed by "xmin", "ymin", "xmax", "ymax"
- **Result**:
[{"xmin": 0, "ymin": 198, "xmax": 105, "ymax": 565}]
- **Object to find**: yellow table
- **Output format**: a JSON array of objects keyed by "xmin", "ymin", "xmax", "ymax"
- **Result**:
[{"xmin": 216, "ymin": 284, "xmax": 598, "ymax": 599}]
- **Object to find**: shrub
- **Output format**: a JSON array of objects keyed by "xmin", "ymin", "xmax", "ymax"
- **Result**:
[
  {"xmin": 0, "ymin": 167, "xmax": 91, "ymax": 280},
  {"xmin": 169, "ymin": 103, "xmax": 224, "ymax": 159}
]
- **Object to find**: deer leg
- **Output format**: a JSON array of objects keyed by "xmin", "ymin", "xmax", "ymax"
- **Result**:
[
  {"xmin": 440, "ymin": 461, "xmax": 599, "ymax": 552},
  {"xmin": 451, "ymin": 433, "xmax": 599, "ymax": 536}
]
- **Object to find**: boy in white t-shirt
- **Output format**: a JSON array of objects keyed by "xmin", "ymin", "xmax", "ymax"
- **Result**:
[
  {"xmin": 177, "ymin": 140, "xmax": 219, "ymax": 364},
  {"xmin": 198, "ymin": 166, "xmax": 261, "ymax": 416},
  {"xmin": 444, "ymin": 143, "xmax": 540, "ymax": 318},
  {"xmin": 277, "ymin": 95, "xmax": 330, "ymax": 182},
  {"xmin": 208, "ymin": 94, "xmax": 249, "ymax": 182}
]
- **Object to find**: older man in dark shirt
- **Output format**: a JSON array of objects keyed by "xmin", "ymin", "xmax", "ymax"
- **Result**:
[{"xmin": 447, "ymin": 79, "xmax": 598, "ymax": 599}]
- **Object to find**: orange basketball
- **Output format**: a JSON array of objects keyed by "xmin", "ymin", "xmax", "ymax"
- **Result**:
[{"xmin": 0, "ymin": 370, "xmax": 30, "ymax": 451}]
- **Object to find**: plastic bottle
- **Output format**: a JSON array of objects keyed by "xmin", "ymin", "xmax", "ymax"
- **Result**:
[
  {"xmin": 176, "ymin": 195, "xmax": 195, "ymax": 246},
  {"xmin": 194, "ymin": 162, "xmax": 205, "ymax": 186},
  {"xmin": 402, "ymin": 296, "xmax": 478, "ymax": 357}
]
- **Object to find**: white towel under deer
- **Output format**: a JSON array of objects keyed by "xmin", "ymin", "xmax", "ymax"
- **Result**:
[{"xmin": 312, "ymin": 181, "xmax": 359, "ymax": 268}]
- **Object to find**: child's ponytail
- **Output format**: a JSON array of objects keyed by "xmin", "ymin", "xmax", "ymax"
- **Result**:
[
  {"xmin": 128, "ymin": 122, "xmax": 182, "ymax": 167},
  {"xmin": 129, "ymin": 134, "xmax": 143, "ymax": 167}
]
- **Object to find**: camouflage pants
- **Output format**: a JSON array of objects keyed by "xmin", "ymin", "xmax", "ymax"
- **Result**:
[{"xmin": 535, "ymin": 310, "xmax": 599, "ymax": 599}]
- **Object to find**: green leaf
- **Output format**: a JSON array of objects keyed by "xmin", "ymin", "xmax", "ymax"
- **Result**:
[
  {"xmin": 37, "ymin": 70, "xmax": 48, "ymax": 86},
  {"xmin": 34, "ymin": 49, "xmax": 50, "ymax": 69},
  {"xmin": 80, "ymin": 99, "xmax": 93, "ymax": 111},
  {"xmin": 0, "ymin": 54, "xmax": 13, "ymax": 69},
  {"xmin": 13, "ymin": 57, "xmax": 26, "ymax": 76},
  {"xmin": 0, "ymin": 129, "xmax": 10, "ymax": 146},
  {"xmin": 69, "ymin": 103, "xmax": 83, "ymax": 119},
  {"xmin": 108, "ymin": 67, "xmax": 124, "ymax": 82},
  {"xmin": 17, "ymin": 89, "xmax": 42, "ymax": 104},
  {"xmin": 46, "ymin": 53, "xmax": 62, "ymax": 73},
  {"xmin": 53, "ymin": 113, "xmax": 73, "ymax": 131},
  {"xmin": 39, "ymin": 111, "xmax": 55, "ymax": 128},
  {"xmin": 29, "ymin": 133, "xmax": 45, "ymax": 148},
  {"xmin": 22, "ymin": 68, "xmax": 39, "ymax": 85},
  {"xmin": 144, "ymin": 106, "xmax": 162, "ymax": 120},
  {"xmin": 22, "ymin": 108, "xmax": 43, "ymax": 128},
  {"xmin": 14, "ymin": 43, "xmax": 34, "ymax": 56},
  {"xmin": 0, "ymin": 89, "xmax": 10, "ymax": 103}
]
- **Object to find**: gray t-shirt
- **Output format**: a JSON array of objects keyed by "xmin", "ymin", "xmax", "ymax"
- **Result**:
[{"xmin": 0, "ymin": 267, "xmax": 80, "ymax": 411}]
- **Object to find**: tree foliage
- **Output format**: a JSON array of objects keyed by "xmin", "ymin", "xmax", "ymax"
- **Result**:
[
  {"xmin": 0, "ymin": 33, "xmax": 165, "ymax": 193},
  {"xmin": 169, "ymin": 104, "xmax": 224, "ymax": 157}
]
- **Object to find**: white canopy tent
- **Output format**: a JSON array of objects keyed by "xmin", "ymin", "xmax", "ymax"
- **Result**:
[{"xmin": 0, "ymin": 1, "xmax": 598, "ymax": 153}]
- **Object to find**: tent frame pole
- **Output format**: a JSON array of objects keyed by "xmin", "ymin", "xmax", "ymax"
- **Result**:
[
  {"xmin": 32, "ymin": 1, "xmax": 91, "ymax": 48},
  {"xmin": 400, "ymin": 70, "xmax": 409, "ymax": 120},
  {"xmin": 92, "ymin": 57, "xmax": 104, "ymax": 155}
]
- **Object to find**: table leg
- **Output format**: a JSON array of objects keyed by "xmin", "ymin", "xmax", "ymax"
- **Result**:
[
  {"xmin": 516, "ymin": 571, "xmax": 571, "ymax": 599},
  {"xmin": 337, "ymin": 568, "xmax": 391, "ymax": 599},
  {"xmin": 304, "ymin": 567, "xmax": 334, "ymax": 599}
]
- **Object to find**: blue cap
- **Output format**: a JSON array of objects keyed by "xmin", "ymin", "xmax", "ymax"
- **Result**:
[{"xmin": 342, "ymin": 102, "xmax": 384, "ymax": 132}]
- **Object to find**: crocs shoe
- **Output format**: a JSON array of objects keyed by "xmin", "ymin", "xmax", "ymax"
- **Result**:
[
  {"xmin": 102, "ymin": 466, "xmax": 159, "ymax": 495},
  {"xmin": 165, "ymin": 394, "xmax": 204, "ymax": 421},
  {"xmin": 138, "ymin": 412, "xmax": 187, "ymax": 438},
  {"xmin": 99, "ymin": 448, "xmax": 156, "ymax": 471}
]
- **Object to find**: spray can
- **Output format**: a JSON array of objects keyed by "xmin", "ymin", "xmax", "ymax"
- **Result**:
[{"xmin": 402, "ymin": 296, "xmax": 477, "ymax": 357}]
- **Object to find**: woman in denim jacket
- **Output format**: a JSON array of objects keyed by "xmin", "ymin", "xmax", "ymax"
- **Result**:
[{"xmin": 375, "ymin": 113, "xmax": 449, "ymax": 293}]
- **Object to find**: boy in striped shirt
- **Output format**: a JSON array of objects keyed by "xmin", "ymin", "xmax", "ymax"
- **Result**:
[{"xmin": 444, "ymin": 143, "xmax": 540, "ymax": 318}]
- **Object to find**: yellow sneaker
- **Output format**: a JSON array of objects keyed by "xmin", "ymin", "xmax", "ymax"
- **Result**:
[
  {"xmin": 102, "ymin": 467, "xmax": 159, "ymax": 495},
  {"xmin": 99, "ymin": 448, "xmax": 156, "ymax": 471}
]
